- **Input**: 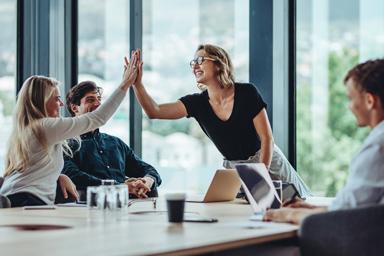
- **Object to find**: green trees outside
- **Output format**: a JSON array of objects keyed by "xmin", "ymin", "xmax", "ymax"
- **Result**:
[{"xmin": 297, "ymin": 49, "xmax": 370, "ymax": 196}]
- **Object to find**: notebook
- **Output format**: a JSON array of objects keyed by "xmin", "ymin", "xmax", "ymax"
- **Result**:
[
  {"xmin": 235, "ymin": 163, "xmax": 281, "ymax": 218},
  {"xmin": 186, "ymin": 169, "xmax": 241, "ymax": 203}
]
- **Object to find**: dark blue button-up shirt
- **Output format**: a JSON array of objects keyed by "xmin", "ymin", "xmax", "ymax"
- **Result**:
[{"xmin": 62, "ymin": 129, "xmax": 161, "ymax": 190}]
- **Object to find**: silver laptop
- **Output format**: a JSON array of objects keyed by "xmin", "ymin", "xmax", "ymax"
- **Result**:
[
  {"xmin": 235, "ymin": 163, "xmax": 281, "ymax": 216},
  {"xmin": 186, "ymin": 169, "xmax": 241, "ymax": 203}
]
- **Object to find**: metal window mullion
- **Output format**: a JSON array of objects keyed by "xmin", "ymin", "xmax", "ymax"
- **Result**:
[
  {"xmin": 249, "ymin": 0, "xmax": 273, "ymax": 126},
  {"xmin": 64, "ymin": 0, "xmax": 78, "ymax": 116},
  {"xmin": 17, "ymin": 0, "xmax": 50, "ymax": 91},
  {"xmin": 129, "ymin": 0, "xmax": 143, "ymax": 157},
  {"xmin": 288, "ymin": 0, "xmax": 296, "ymax": 168}
]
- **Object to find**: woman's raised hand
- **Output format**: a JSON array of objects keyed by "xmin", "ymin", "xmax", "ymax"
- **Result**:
[
  {"xmin": 133, "ymin": 48, "xmax": 144, "ymax": 87},
  {"xmin": 119, "ymin": 51, "xmax": 139, "ymax": 92}
]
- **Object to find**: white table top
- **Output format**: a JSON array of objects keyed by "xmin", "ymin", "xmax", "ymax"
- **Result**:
[
  {"xmin": 305, "ymin": 196, "xmax": 335, "ymax": 206},
  {"xmin": 0, "ymin": 198, "xmax": 299, "ymax": 256}
]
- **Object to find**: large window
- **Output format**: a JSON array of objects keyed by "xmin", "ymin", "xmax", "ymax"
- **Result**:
[
  {"xmin": 142, "ymin": 0, "xmax": 249, "ymax": 195},
  {"xmin": 78, "ymin": 0, "xmax": 131, "ymax": 141},
  {"xmin": 0, "ymin": 0, "xmax": 16, "ymax": 177},
  {"xmin": 296, "ymin": 0, "xmax": 384, "ymax": 196},
  {"xmin": 77, "ymin": 0, "xmax": 249, "ymax": 195}
]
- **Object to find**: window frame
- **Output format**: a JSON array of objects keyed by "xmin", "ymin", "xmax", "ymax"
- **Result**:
[{"xmin": 17, "ymin": 0, "xmax": 296, "ymax": 165}]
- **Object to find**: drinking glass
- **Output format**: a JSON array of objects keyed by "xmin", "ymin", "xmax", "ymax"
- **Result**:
[
  {"xmin": 87, "ymin": 186, "xmax": 103, "ymax": 221},
  {"xmin": 100, "ymin": 185, "xmax": 117, "ymax": 222},
  {"xmin": 115, "ymin": 184, "xmax": 129, "ymax": 219}
]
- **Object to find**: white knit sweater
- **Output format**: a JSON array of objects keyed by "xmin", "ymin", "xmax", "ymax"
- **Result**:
[{"xmin": 0, "ymin": 88, "xmax": 125, "ymax": 205}]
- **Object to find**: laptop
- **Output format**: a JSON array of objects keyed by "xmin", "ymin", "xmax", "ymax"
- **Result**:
[
  {"xmin": 186, "ymin": 169, "xmax": 241, "ymax": 203},
  {"xmin": 235, "ymin": 163, "xmax": 281, "ymax": 217}
]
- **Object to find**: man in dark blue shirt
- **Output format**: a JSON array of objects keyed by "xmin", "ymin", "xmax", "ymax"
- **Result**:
[{"xmin": 62, "ymin": 81, "xmax": 161, "ymax": 198}]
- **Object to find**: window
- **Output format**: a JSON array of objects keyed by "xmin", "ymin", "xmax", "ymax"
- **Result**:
[
  {"xmin": 296, "ymin": 0, "xmax": 384, "ymax": 196},
  {"xmin": 77, "ymin": 0, "xmax": 249, "ymax": 195},
  {"xmin": 142, "ymin": 0, "xmax": 249, "ymax": 195},
  {"xmin": 78, "ymin": 0, "xmax": 131, "ymax": 141},
  {"xmin": 0, "ymin": 0, "xmax": 16, "ymax": 176}
]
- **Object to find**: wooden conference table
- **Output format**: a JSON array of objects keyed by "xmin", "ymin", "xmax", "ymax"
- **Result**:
[{"xmin": 0, "ymin": 198, "xmax": 300, "ymax": 256}]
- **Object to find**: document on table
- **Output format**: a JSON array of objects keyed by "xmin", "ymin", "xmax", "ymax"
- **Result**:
[
  {"xmin": 250, "ymin": 214, "xmax": 263, "ymax": 221},
  {"xmin": 23, "ymin": 205, "xmax": 57, "ymax": 210},
  {"xmin": 215, "ymin": 221, "xmax": 294, "ymax": 229},
  {"xmin": 57, "ymin": 202, "xmax": 87, "ymax": 207}
]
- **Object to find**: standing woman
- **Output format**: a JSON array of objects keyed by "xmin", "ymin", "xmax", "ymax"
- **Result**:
[
  {"xmin": 132, "ymin": 45, "xmax": 312, "ymax": 197},
  {"xmin": 0, "ymin": 52, "xmax": 139, "ymax": 207}
]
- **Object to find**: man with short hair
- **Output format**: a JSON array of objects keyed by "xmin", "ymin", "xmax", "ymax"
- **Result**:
[
  {"xmin": 263, "ymin": 59, "xmax": 384, "ymax": 224},
  {"xmin": 62, "ymin": 81, "xmax": 161, "ymax": 198}
]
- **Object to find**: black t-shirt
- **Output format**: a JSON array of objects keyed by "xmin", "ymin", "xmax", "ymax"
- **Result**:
[{"xmin": 179, "ymin": 83, "xmax": 267, "ymax": 161}]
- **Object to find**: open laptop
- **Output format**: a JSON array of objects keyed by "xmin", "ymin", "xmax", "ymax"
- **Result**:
[
  {"xmin": 186, "ymin": 169, "xmax": 241, "ymax": 203},
  {"xmin": 235, "ymin": 163, "xmax": 281, "ymax": 218}
]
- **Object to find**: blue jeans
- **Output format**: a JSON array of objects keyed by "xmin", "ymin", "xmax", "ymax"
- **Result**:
[{"xmin": 7, "ymin": 192, "xmax": 46, "ymax": 207}]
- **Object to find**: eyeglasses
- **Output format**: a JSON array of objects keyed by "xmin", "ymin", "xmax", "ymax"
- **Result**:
[{"xmin": 190, "ymin": 56, "xmax": 216, "ymax": 68}]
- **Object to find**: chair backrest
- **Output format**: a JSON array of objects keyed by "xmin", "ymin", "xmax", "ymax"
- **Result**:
[
  {"xmin": 299, "ymin": 204, "xmax": 384, "ymax": 256},
  {"xmin": 0, "ymin": 194, "xmax": 11, "ymax": 208},
  {"xmin": 0, "ymin": 176, "xmax": 10, "ymax": 208}
]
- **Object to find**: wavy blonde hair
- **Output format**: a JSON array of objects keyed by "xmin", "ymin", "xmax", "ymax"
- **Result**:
[
  {"xmin": 195, "ymin": 44, "xmax": 236, "ymax": 91},
  {"xmin": 4, "ymin": 76, "xmax": 79, "ymax": 178}
]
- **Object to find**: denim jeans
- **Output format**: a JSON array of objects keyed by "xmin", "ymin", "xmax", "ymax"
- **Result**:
[{"xmin": 7, "ymin": 192, "xmax": 46, "ymax": 207}]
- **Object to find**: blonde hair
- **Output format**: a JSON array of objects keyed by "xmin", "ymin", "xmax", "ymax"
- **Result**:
[
  {"xmin": 4, "ymin": 76, "xmax": 79, "ymax": 178},
  {"xmin": 195, "ymin": 44, "xmax": 236, "ymax": 91}
]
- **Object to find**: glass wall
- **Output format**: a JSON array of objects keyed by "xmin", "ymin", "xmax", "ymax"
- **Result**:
[
  {"xmin": 296, "ymin": 0, "xmax": 384, "ymax": 196},
  {"xmin": 142, "ymin": 0, "xmax": 249, "ymax": 195},
  {"xmin": 78, "ymin": 0, "xmax": 131, "ymax": 141},
  {"xmin": 0, "ymin": 0, "xmax": 16, "ymax": 177},
  {"xmin": 77, "ymin": 0, "xmax": 248, "ymax": 195}
]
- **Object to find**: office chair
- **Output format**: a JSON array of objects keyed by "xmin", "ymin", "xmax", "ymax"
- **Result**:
[
  {"xmin": 0, "ymin": 176, "xmax": 4, "ymax": 189},
  {"xmin": 0, "ymin": 176, "xmax": 11, "ymax": 208},
  {"xmin": 0, "ymin": 194, "xmax": 11, "ymax": 208},
  {"xmin": 299, "ymin": 204, "xmax": 384, "ymax": 256}
]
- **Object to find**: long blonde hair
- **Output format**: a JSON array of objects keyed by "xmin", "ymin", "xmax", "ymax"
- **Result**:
[
  {"xmin": 4, "ymin": 76, "xmax": 78, "ymax": 178},
  {"xmin": 195, "ymin": 44, "xmax": 236, "ymax": 91}
]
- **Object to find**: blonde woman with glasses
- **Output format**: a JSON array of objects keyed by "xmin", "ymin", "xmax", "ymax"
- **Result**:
[
  {"xmin": 131, "ymin": 44, "xmax": 312, "ymax": 198},
  {"xmin": 0, "ymin": 52, "xmax": 139, "ymax": 207}
]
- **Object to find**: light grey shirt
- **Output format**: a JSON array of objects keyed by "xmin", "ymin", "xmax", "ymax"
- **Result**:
[
  {"xmin": 329, "ymin": 120, "xmax": 384, "ymax": 211},
  {"xmin": 0, "ymin": 88, "xmax": 125, "ymax": 205}
]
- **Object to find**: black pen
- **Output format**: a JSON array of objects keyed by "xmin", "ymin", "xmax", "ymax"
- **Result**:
[{"xmin": 284, "ymin": 191, "xmax": 299, "ymax": 207}]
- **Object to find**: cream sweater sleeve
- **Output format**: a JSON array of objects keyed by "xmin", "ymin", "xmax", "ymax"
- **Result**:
[{"xmin": 41, "ymin": 88, "xmax": 126, "ymax": 146}]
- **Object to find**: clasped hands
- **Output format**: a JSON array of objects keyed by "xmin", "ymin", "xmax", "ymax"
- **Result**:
[{"xmin": 124, "ymin": 177, "xmax": 153, "ymax": 198}]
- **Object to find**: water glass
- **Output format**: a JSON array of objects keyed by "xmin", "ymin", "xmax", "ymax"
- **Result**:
[
  {"xmin": 87, "ymin": 185, "xmax": 118, "ymax": 222},
  {"xmin": 87, "ymin": 186, "xmax": 103, "ymax": 221},
  {"xmin": 100, "ymin": 185, "xmax": 117, "ymax": 222},
  {"xmin": 115, "ymin": 184, "xmax": 129, "ymax": 219},
  {"xmin": 101, "ymin": 179, "xmax": 115, "ymax": 185}
]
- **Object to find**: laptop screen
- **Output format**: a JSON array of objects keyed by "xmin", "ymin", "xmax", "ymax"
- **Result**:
[{"xmin": 235, "ymin": 163, "xmax": 281, "ymax": 212}]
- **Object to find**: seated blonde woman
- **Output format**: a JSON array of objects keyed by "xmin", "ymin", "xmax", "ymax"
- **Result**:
[{"xmin": 0, "ymin": 51, "xmax": 140, "ymax": 207}]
